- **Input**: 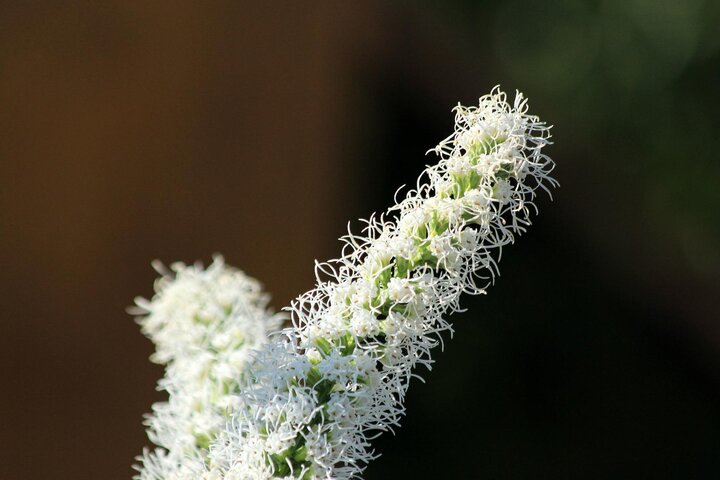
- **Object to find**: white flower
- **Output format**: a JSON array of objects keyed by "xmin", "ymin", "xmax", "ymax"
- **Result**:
[
  {"xmin": 425, "ymin": 197, "xmax": 465, "ymax": 227},
  {"xmin": 447, "ymin": 155, "xmax": 472, "ymax": 176},
  {"xmin": 349, "ymin": 308, "xmax": 380, "ymax": 337},
  {"xmin": 492, "ymin": 178, "xmax": 513, "ymax": 204},
  {"xmin": 387, "ymin": 277, "xmax": 415, "ymax": 303},
  {"xmin": 397, "ymin": 208, "xmax": 430, "ymax": 239}
]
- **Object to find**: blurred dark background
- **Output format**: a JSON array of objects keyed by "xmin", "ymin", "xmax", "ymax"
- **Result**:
[{"xmin": 1, "ymin": 1, "xmax": 719, "ymax": 479}]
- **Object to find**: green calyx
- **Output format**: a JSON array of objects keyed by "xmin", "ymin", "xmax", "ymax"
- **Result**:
[
  {"xmin": 194, "ymin": 431, "xmax": 212, "ymax": 450},
  {"xmin": 467, "ymin": 136, "xmax": 504, "ymax": 164},
  {"xmin": 266, "ymin": 423, "xmax": 316, "ymax": 478}
]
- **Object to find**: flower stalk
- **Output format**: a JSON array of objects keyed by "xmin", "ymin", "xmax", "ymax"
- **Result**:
[{"xmin": 202, "ymin": 87, "xmax": 557, "ymax": 479}]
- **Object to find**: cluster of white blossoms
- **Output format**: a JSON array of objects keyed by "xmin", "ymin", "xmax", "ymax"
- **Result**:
[
  {"xmin": 196, "ymin": 87, "xmax": 557, "ymax": 479},
  {"xmin": 133, "ymin": 256, "xmax": 283, "ymax": 480}
]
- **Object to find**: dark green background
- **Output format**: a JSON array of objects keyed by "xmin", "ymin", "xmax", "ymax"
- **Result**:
[{"xmin": 361, "ymin": 1, "xmax": 720, "ymax": 477}]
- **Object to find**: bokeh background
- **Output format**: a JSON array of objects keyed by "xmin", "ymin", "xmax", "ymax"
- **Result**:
[{"xmin": 1, "ymin": 1, "xmax": 719, "ymax": 479}]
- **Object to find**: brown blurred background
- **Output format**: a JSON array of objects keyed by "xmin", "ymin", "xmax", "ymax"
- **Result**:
[{"xmin": 1, "ymin": 1, "xmax": 719, "ymax": 479}]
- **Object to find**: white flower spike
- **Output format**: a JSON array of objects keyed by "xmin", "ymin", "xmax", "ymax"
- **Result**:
[
  {"xmin": 202, "ymin": 87, "xmax": 557, "ymax": 479},
  {"xmin": 133, "ymin": 256, "xmax": 283, "ymax": 480}
]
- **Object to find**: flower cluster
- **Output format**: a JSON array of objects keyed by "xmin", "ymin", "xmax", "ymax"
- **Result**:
[
  {"xmin": 201, "ymin": 87, "xmax": 557, "ymax": 479},
  {"xmin": 133, "ymin": 256, "xmax": 282, "ymax": 480}
]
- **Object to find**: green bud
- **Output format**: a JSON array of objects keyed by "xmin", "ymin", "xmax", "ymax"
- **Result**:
[{"xmin": 314, "ymin": 337, "xmax": 333, "ymax": 356}]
